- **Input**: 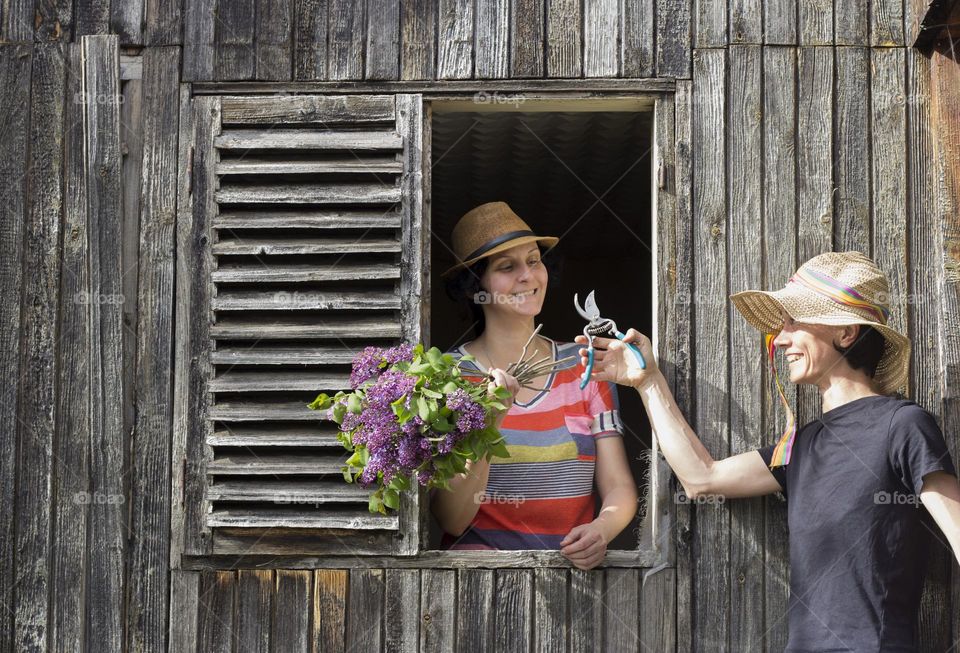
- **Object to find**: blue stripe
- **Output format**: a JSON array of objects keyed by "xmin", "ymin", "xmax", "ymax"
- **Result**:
[{"xmin": 448, "ymin": 528, "xmax": 566, "ymax": 550}]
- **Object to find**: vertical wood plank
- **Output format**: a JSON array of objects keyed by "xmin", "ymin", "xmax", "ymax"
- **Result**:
[
  {"xmin": 796, "ymin": 46, "xmax": 832, "ymax": 424},
  {"xmin": 366, "ymin": 0, "xmax": 401, "ymax": 80},
  {"xmin": 475, "ymin": 0, "xmax": 509, "ymax": 78},
  {"xmin": 623, "ymin": 0, "xmax": 654, "ymax": 77},
  {"xmin": 14, "ymin": 40, "xmax": 65, "ymax": 653},
  {"xmin": 569, "ymin": 570, "xmax": 603, "ymax": 652},
  {"xmin": 81, "ymin": 34, "xmax": 126, "ymax": 653},
  {"xmin": 692, "ymin": 46, "xmax": 729, "ymax": 652},
  {"xmin": 602, "ymin": 569, "xmax": 640, "ymax": 652},
  {"xmin": 494, "ymin": 569, "xmax": 533, "ymax": 652},
  {"xmin": 798, "ymin": 0, "xmax": 832, "ymax": 45},
  {"xmin": 834, "ymin": 0, "xmax": 868, "ymax": 45},
  {"xmin": 50, "ymin": 43, "xmax": 89, "ymax": 653},
  {"xmin": 273, "ymin": 570, "xmax": 311, "ymax": 653},
  {"xmin": 329, "ymin": 0, "xmax": 366, "ymax": 80},
  {"xmin": 168, "ymin": 570, "xmax": 200, "ymax": 653},
  {"xmin": 584, "ymin": 0, "xmax": 619, "ymax": 77},
  {"xmin": 834, "ymin": 47, "xmax": 870, "ymax": 253},
  {"xmin": 534, "ymin": 568, "xmax": 568, "ymax": 652},
  {"xmin": 730, "ymin": 0, "xmax": 761, "ymax": 44},
  {"xmin": 3, "ymin": 0, "xmax": 34, "ymax": 40},
  {"xmin": 420, "ymin": 569, "xmax": 456, "ymax": 653},
  {"xmin": 640, "ymin": 567, "xmax": 676, "ymax": 651},
  {"xmin": 437, "ymin": 0, "xmax": 474, "ymax": 79},
  {"xmin": 457, "ymin": 569, "xmax": 493, "ymax": 650},
  {"xmin": 183, "ymin": 0, "xmax": 216, "ymax": 80},
  {"xmin": 111, "ymin": 0, "xmax": 144, "ymax": 44},
  {"xmin": 694, "ymin": 0, "xmax": 727, "ymax": 47},
  {"xmin": 763, "ymin": 0, "xmax": 797, "ymax": 44},
  {"xmin": 672, "ymin": 79, "xmax": 695, "ymax": 653},
  {"xmin": 870, "ymin": 47, "xmax": 908, "ymax": 379},
  {"xmin": 401, "ymin": 0, "xmax": 437, "ymax": 80},
  {"xmin": 547, "ymin": 0, "xmax": 582, "ymax": 78},
  {"xmin": 256, "ymin": 0, "xmax": 294, "ymax": 80},
  {"xmin": 871, "ymin": 0, "xmax": 905, "ymax": 46},
  {"xmin": 347, "ymin": 569, "xmax": 385, "ymax": 651},
  {"xmin": 126, "ymin": 46, "xmax": 180, "ymax": 653},
  {"xmin": 293, "ymin": 0, "xmax": 328, "ymax": 80},
  {"xmin": 75, "ymin": 0, "xmax": 110, "ymax": 37},
  {"xmin": 904, "ymin": 0, "xmax": 928, "ymax": 47},
  {"xmin": 197, "ymin": 571, "xmax": 236, "ymax": 653},
  {"xmin": 144, "ymin": 0, "xmax": 183, "ymax": 45},
  {"xmin": 727, "ymin": 44, "xmax": 765, "ymax": 653},
  {"xmin": 656, "ymin": 0, "xmax": 691, "ymax": 78},
  {"xmin": 761, "ymin": 44, "xmax": 795, "ymax": 653},
  {"xmin": 214, "ymin": 0, "xmax": 256, "ymax": 80},
  {"xmin": 236, "ymin": 569, "xmax": 273, "ymax": 652},
  {"xmin": 313, "ymin": 570, "xmax": 347, "ymax": 653},
  {"xmin": 512, "ymin": 0, "xmax": 545, "ymax": 77},
  {"xmin": 384, "ymin": 569, "xmax": 420, "ymax": 652}
]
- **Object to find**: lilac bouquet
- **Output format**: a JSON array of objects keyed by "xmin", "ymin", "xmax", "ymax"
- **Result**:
[{"xmin": 308, "ymin": 344, "xmax": 512, "ymax": 514}]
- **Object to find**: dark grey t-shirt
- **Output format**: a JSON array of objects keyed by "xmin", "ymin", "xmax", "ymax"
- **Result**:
[{"xmin": 758, "ymin": 395, "xmax": 956, "ymax": 653}]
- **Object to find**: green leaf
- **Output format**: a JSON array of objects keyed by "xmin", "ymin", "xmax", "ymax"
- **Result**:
[
  {"xmin": 332, "ymin": 402, "xmax": 347, "ymax": 423},
  {"xmin": 369, "ymin": 492, "xmax": 384, "ymax": 514},
  {"xmin": 459, "ymin": 354, "xmax": 476, "ymax": 363},
  {"xmin": 441, "ymin": 381, "xmax": 459, "ymax": 394},
  {"xmin": 421, "ymin": 387, "xmax": 442, "ymax": 399},
  {"xmin": 359, "ymin": 447, "xmax": 369, "ymax": 465},
  {"xmin": 346, "ymin": 393, "xmax": 363, "ymax": 414},
  {"xmin": 426, "ymin": 347, "xmax": 443, "ymax": 364},
  {"xmin": 342, "ymin": 467, "xmax": 354, "ymax": 483},
  {"xmin": 308, "ymin": 393, "xmax": 333, "ymax": 410},
  {"xmin": 390, "ymin": 475, "xmax": 410, "ymax": 492},
  {"xmin": 489, "ymin": 438, "xmax": 511, "ymax": 459},
  {"xmin": 383, "ymin": 488, "xmax": 400, "ymax": 510},
  {"xmin": 431, "ymin": 416, "xmax": 454, "ymax": 433},
  {"xmin": 408, "ymin": 362, "xmax": 432, "ymax": 374},
  {"xmin": 417, "ymin": 396, "xmax": 431, "ymax": 422}
]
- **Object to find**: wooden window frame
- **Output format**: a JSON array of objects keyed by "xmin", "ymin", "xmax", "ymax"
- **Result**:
[{"xmin": 175, "ymin": 82, "xmax": 684, "ymax": 571}]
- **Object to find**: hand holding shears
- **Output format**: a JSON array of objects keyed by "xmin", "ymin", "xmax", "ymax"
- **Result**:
[{"xmin": 574, "ymin": 290, "xmax": 647, "ymax": 390}]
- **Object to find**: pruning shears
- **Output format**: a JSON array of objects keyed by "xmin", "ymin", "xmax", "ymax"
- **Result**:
[{"xmin": 574, "ymin": 290, "xmax": 647, "ymax": 389}]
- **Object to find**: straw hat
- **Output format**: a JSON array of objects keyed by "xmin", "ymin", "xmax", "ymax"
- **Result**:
[
  {"xmin": 730, "ymin": 251, "xmax": 910, "ymax": 394},
  {"xmin": 441, "ymin": 202, "xmax": 559, "ymax": 277}
]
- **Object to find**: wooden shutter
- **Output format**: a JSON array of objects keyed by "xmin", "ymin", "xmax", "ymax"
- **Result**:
[{"xmin": 174, "ymin": 94, "xmax": 425, "ymax": 557}]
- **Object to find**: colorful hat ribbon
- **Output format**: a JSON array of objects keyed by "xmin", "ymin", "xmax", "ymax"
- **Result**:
[{"xmin": 788, "ymin": 267, "xmax": 890, "ymax": 324}]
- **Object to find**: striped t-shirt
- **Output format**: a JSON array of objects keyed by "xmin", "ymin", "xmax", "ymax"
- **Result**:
[{"xmin": 441, "ymin": 339, "xmax": 624, "ymax": 550}]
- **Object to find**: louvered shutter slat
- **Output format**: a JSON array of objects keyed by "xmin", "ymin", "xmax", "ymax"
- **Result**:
[{"xmin": 179, "ymin": 94, "xmax": 423, "ymax": 555}]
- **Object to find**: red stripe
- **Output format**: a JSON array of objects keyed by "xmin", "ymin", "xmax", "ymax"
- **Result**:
[{"xmin": 472, "ymin": 496, "xmax": 596, "ymax": 535}]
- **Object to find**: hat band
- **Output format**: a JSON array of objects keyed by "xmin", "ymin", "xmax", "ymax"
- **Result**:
[
  {"xmin": 788, "ymin": 267, "xmax": 890, "ymax": 324},
  {"xmin": 463, "ymin": 230, "xmax": 537, "ymax": 262}
]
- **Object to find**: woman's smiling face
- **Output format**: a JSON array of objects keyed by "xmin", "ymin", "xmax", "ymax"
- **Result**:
[
  {"xmin": 478, "ymin": 243, "xmax": 548, "ymax": 318},
  {"xmin": 772, "ymin": 309, "xmax": 859, "ymax": 387}
]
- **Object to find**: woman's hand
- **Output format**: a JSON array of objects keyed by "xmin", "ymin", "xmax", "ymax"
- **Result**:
[
  {"xmin": 560, "ymin": 521, "xmax": 609, "ymax": 570},
  {"xmin": 575, "ymin": 328, "xmax": 659, "ymax": 389},
  {"xmin": 487, "ymin": 368, "xmax": 520, "ymax": 426}
]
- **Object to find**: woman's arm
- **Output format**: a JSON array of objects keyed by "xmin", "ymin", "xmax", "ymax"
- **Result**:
[
  {"xmin": 576, "ymin": 331, "xmax": 782, "ymax": 499},
  {"xmin": 560, "ymin": 435, "xmax": 638, "ymax": 570},
  {"xmin": 430, "ymin": 368, "xmax": 518, "ymax": 537},
  {"xmin": 920, "ymin": 471, "xmax": 960, "ymax": 564}
]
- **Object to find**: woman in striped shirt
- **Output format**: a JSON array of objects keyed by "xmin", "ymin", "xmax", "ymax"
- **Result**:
[{"xmin": 431, "ymin": 202, "xmax": 638, "ymax": 570}]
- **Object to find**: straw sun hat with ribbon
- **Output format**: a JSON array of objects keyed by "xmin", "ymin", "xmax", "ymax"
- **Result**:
[
  {"xmin": 441, "ymin": 201, "xmax": 559, "ymax": 277},
  {"xmin": 730, "ymin": 251, "xmax": 910, "ymax": 468}
]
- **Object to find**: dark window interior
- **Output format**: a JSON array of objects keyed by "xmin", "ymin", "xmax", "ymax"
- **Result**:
[{"xmin": 428, "ymin": 109, "xmax": 654, "ymax": 550}]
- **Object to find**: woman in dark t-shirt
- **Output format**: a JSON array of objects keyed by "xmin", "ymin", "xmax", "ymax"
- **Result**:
[{"xmin": 581, "ymin": 251, "xmax": 960, "ymax": 652}]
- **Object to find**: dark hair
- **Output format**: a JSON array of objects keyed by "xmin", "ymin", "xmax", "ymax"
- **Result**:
[
  {"xmin": 444, "ymin": 245, "xmax": 561, "ymax": 339},
  {"xmin": 832, "ymin": 325, "xmax": 886, "ymax": 379}
]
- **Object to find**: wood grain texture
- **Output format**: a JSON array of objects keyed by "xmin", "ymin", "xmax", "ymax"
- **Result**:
[
  {"xmin": 401, "ymin": 0, "xmax": 436, "ymax": 80},
  {"xmin": 547, "ymin": 0, "xmax": 582, "ymax": 77},
  {"xmin": 534, "ymin": 568, "xmax": 568, "ymax": 652},
  {"xmin": 347, "ymin": 569, "xmax": 385, "ymax": 651},
  {"xmin": 569, "ymin": 569, "xmax": 603, "ymax": 652},
  {"xmin": 197, "ymin": 571, "xmax": 235, "ymax": 653},
  {"xmin": 366, "ymin": 0, "xmax": 401, "ymax": 80},
  {"xmin": 328, "ymin": 0, "xmax": 366, "ymax": 80},
  {"xmin": 125, "ymin": 46, "xmax": 179, "ymax": 653},
  {"xmin": 293, "ymin": 0, "xmax": 328, "ymax": 80},
  {"xmin": 834, "ymin": 46, "xmax": 870, "ymax": 253},
  {"xmin": 729, "ymin": 0, "xmax": 761, "ymax": 43},
  {"xmin": 144, "ymin": 0, "xmax": 182, "ymax": 45},
  {"xmin": 603, "ymin": 569, "xmax": 640, "ymax": 652},
  {"xmin": 726, "ymin": 44, "xmax": 765, "ymax": 653},
  {"xmin": 511, "ymin": 0, "xmax": 545, "ymax": 77},
  {"xmin": 656, "ymin": 0, "xmax": 691, "ymax": 78},
  {"xmin": 835, "ymin": 0, "xmax": 868, "ymax": 45},
  {"xmin": 871, "ymin": 0, "xmax": 905, "ymax": 46},
  {"xmin": 214, "ymin": 0, "xmax": 256, "ymax": 80},
  {"xmin": 694, "ymin": 0, "xmax": 727, "ymax": 47},
  {"xmin": 475, "ymin": 0, "xmax": 509, "ymax": 78},
  {"xmin": 81, "ymin": 35, "xmax": 126, "ymax": 653},
  {"xmin": 14, "ymin": 41, "xmax": 64, "ymax": 653},
  {"xmin": 584, "ymin": 0, "xmax": 619, "ymax": 77},
  {"xmin": 256, "ymin": 0, "xmax": 294, "ymax": 80},
  {"xmin": 691, "ymin": 46, "xmax": 729, "ymax": 652},
  {"xmin": 494, "ymin": 570, "xmax": 533, "ymax": 652},
  {"xmin": 622, "ymin": 0, "xmax": 654, "ymax": 77},
  {"xmin": 273, "ymin": 570, "xmax": 311, "ymax": 653},
  {"xmin": 799, "ymin": 0, "xmax": 832, "ymax": 45},
  {"xmin": 763, "ymin": 0, "xmax": 797, "ymax": 44},
  {"xmin": 384, "ymin": 569, "xmax": 420, "ymax": 652},
  {"xmin": 437, "ymin": 0, "xmax": 474, "ymax": 79},
  {"xmin": 420, "ymin": 569, "xmax": 456, "ymax": 652},
  {"xmin": 457, "ymin": 569, "xmax": 494, "ymax": 650},
  {"xmin": 183, "ymin": 0, "xmax": 215, "ymax": 80},
  {"xmin": 237, "ymin": 569, "xmax": 273, "ymax": 653},
  {"xmin": 314, "ymin": 570, "xmax": 348, "ymax": 653}
]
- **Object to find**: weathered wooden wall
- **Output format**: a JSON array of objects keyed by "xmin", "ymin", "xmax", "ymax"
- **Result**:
[{"xmin": 0, "ymin": 0, "xmax": 958, "ymax": 652}]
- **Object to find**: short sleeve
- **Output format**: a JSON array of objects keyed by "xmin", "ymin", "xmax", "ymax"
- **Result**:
[
  {"xmin": 757, "ymin": 444, "xmax": 788, "ymax": 494},
  {"xmin": 889, "ymin": 404, "xmax": 957, "ymax": 495},
  {"xmin": 586, "ymin": 380, "xmax": 624, "ymax": 439}
]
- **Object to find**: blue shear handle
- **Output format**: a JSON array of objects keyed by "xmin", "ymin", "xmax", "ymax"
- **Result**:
[
  {"xmin": 613, "ymin": 330, "xmax": 647, "ymax": 370},
  {"xmin": 579, "ymin": 348, "xmax": 595, "ymax": 390}
]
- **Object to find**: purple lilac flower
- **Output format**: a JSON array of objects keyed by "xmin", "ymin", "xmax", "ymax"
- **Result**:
[
  {"xmin": 383, "ymin": 344, "xmax": 414, "ymax": 365},
  {"xmin": 350, "ymin": 346, "xmax": 387, "ymax": 388},
  {"xmin": 455, "ymin": 401, "xmax": 486, "ymax": 433}
]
